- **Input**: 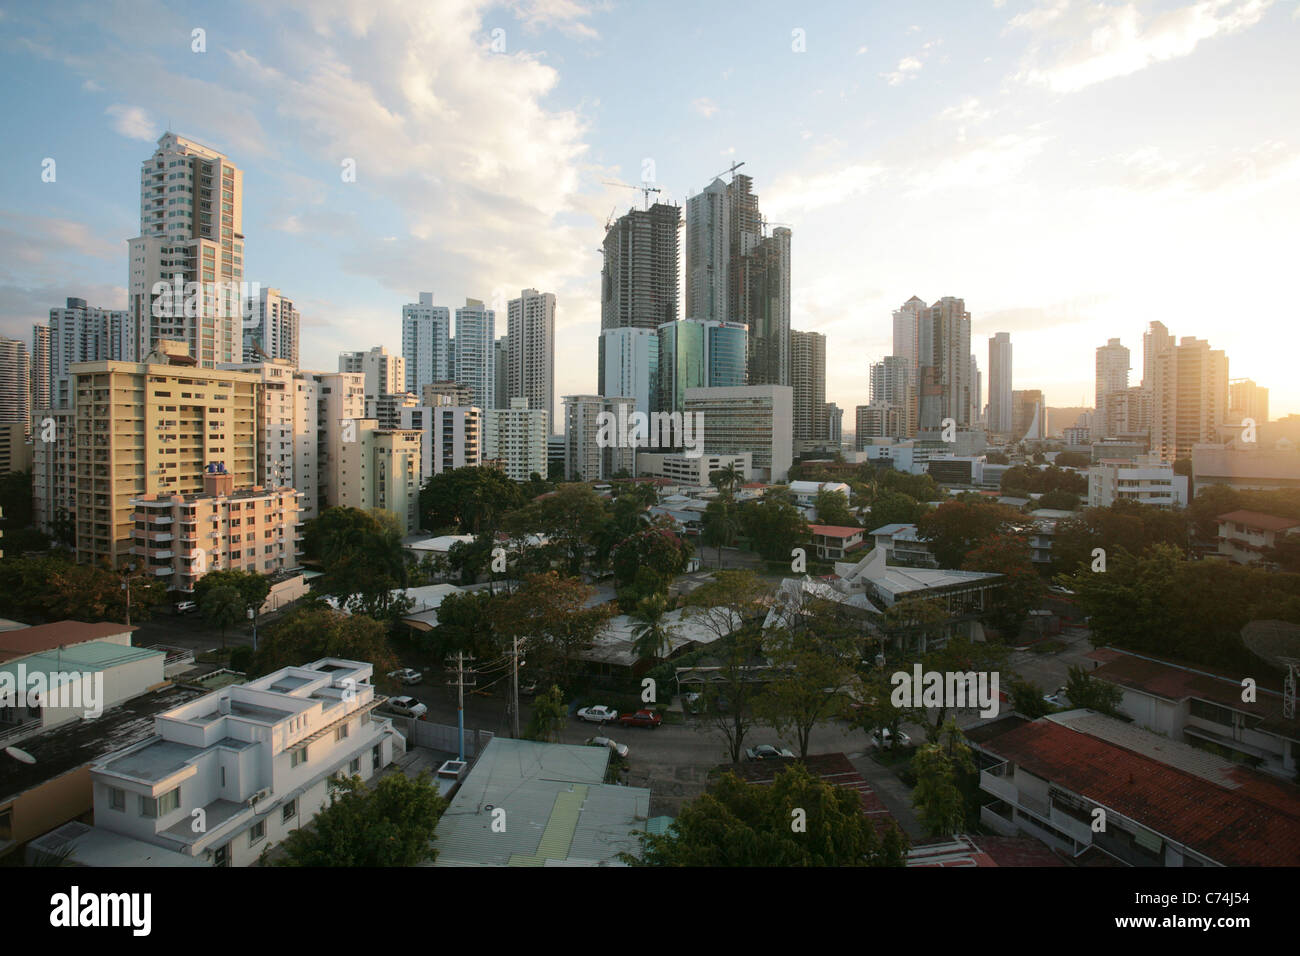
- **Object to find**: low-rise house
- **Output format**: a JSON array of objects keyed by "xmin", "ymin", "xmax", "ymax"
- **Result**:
[
  {"xmin": 1215, "ymin": 510, "xmax": 1300, "ymax": 566},
  {"xmin": 807, "ymin": 524, "xmax": 866, "ymax": 561},
  {"xmin": 868, "ymin": 523, "xmax": 937, "ymax": 568}
]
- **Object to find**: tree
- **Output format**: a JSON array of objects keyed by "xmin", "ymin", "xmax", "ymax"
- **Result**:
[
  {"xmin": 740, "ymin": 495, "xmax": 810, "ymax": 562},
  {"xmin": 201, "ymin": 584, "xmax": 245, "ymax": 648},
  {"xmin": 610, "ymin": 525, "xmax": 690, "ymax": 594},
  {"xmin": 253, "ymin": 605, "xmax": 398, "ymax": 676},
  {"xmin": 701, "ymin": 494, "xmax": 741, "ymax": 568},
  {"xmin": 1006, "ymin": 677, "xmax": 1053, "ymax": 718},
  {"xmin": 629, "ymin": 763, "xmax": 907, "ymax": 867},
  {"xmin": 814, "ymin": 487, "xmax": 857, "ymax": 528},
  {"xmin": 684, "ymin": 571, "xmax": 772, "ymax": 762},
  {"xmin": 961, "ymin": 534, "xmax": 1044, "ymax": 639},
  {"xmin": 756, "ymin": 598, "xmax": 860, "ymax": 757},
  {"xmin": 277, "ymin": 771, "xmax": 445, "ymax": 866},
  {"xmin": 1037, "ymin": 489, "xmax": 1079, "ymax": 511},
  {"xmin": 629, "ymin": 593, "xmax": 676, "ymax": 663},
  {"xmin": 912, "ymin": 717, "xmax": 976, "ymax": 837},
  {"xmin": 495, "ymin": 572, "xmax": 613, "ymax": 685},
  {"xmin": 507, "ymin": 483, "xmax": 608, "ymax": 576},
  {"xmin": 193, "ymin": 569, "xmax": 271, "ymax": 619},
  {"xmin": 0, "ymin": 470, "xmax": 35, "ymax": 532},
  {"xmin": 0, "ymin": 556, "xmax": 163, "ymax": 625},
  {"xmin": 1063, "ymin": 664, "xmax": 1124, "ymax": 717},
  {"xmin": 918, "ymin": 500, "xmax": 1025, "ymax": 569},
  {"xmin": 865, "ymin": 490, "xmax": 923, "ymax": 531},
  {"xmin": 1053, "ymin": 451, "xmax": 1089, "ymax": 469},
  {"xmin": 524, "ymin": 685, "xmax": 568, "ymax": 742},
  {"xmin": 305, "ymin": 507, "xmax": 409, "ymax": 619},
  {"xmin": 878, "ymin": 596, "xmax": 949, "ymax": 659},
  {"xmin": 709, "ymin": 463, "xmax": 744, "ymax": 495},
  {"xmin": 419, "ymin": 466, "xmax": 525, "ymax": 534}
]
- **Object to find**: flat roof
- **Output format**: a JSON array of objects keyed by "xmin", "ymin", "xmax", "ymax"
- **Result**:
[
  {"xmin": 1, "ymin": 641, "xmax": 163, "ymax": 678},
  {"xmin": 976, "ymin": 714, "xmax": 1300, "ymax": 866},
  {"xmin": 433, "ymin": 738, "xmax": 649, "ymax": 867},
  {"xmin": 0, "ymin": 621, "xmax": 137, "ymax": 663}
]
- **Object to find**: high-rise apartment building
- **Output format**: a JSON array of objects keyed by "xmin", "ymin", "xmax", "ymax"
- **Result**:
[
  {"xmin": 300, "ymin": 369, "xmax": 365, "ymax": 519},
  {"xmin": 685, "ymin": 179, "xmax": 730, "ymax": 324},
  {"xmin": 401, "ymin": 292, "xmax": 451, "ymax": 393},
  {"xmin": 969, "ymin": 355, "xmax": 982, "ymax": 428},
  {"xmin": 599, "ymin": 327, "xmax": 658, "ymax": 417},
  {"xmin": 988, "ymin": 332, "xmax": 1013, "ymax": 437},
  {"xmin": 507, "ymin": 289, "xmax": 555, "ymax": 434},
  {"xmin": 1151, "ymin": 337, "xmax": 1229, "ymax": 462},
  {"xmin": 1012, "ymin": 389, "xmax": 1046, "ymax": 442},
  {"xmin": 657, "ymin": 319, "xmax": 748, "ymax": 414},
  {"xmin": 1095, "ymin": 337, "xmax": 1131, "ymax": 440},
  {"xmin": 0, "ymin": 337, "xmax": 31, "ymax": 434},
  {"xmin": 31, "ymin": 323, "xmax": 51, "ymax": 415},
  {"xmin": 601, "ymin": 204, "xmax": 681, "ymax": 331},
  {"xmin": 790, "ymin": 330, "xmax": 827, "ymax": 452},
  {"xmin": 1142, "ymin": 321, "xmax": 1174, "ymax": 390},
  {"xmin": 127, "ymin": 133, "xmax": 244, "ymax": 367},
  {"xmin": 422, "ymin": 380, "xmax": 473, "ymax": 408},
  {"xmin": 1228, "ymin": 379, "xmax": 1269, "ymax": 426},
  {"xmin": 453, "ymin": 299, "xmax": 495, "ymax": 412},
  {"xmin": 339, "ymin": 345, "xmax": 405, "ymax": 418},
  {"xmin": 741, "ymin": 225, "xmax": 792, "ymax": 388},
  {"xmin": 335, "ymin": 422, "xmax": 422, "ymax": 533},
  {"xmin": 45, "ymin": 298, "xmax": 134, "ymax": 408},
  {"xmin": 484, "ymin": 397, "xmax": 549, "ymax": 482},
  {"xmin": 562, "ymin": 395, "xmax": 635, "ymax": 482},
  {"xmin": 916, "ymin": 297, "xmax": 972, "ymax": 431},
  {"xmin": 493, "ymin": 336, "xmax": 509, "ymax": 410},
  {"xmin": 399, "ymin": 402, "xmax": 481, "ymax": 481},
  {"xmin": 243, "ymin": 287, "xmax": 300, "ymax": 367},
  {"xmin": 826, "ymin": 403, "xmax": 843, "ymax": 446},
  {"xmin": 869, "ymin": 355, "xmax": 916, "ymax": 438}
]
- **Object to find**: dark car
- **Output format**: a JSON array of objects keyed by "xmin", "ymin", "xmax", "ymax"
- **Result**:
[
  {"xmin": 745, "ymin": 744, "xmax": 795, "ymax": 760},
  {"xmin": 618, "ymin": 709, "xmax": 662, "ymax": 729}
]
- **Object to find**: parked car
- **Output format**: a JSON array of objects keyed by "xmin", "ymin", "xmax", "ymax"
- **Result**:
[
  {"xmin": 175, "ymin": 601, "xmax": 198, "ymax": 614},
  {"xmin": 576, "ymin": 704, "xmax": 619, "ymax": 724},
  {"xmin": 618, "ymin": 709, "xmax": 662, "ymax": 729},
  {"xmin": 388, "ymin": 696, "xmax": 428, "ymax": 719},
  {"xmin": 871, "ymin": 728, "xmax": 911, "ymax": 748},
  {"xmin": 586, "ymin": 736, "xmax": 629, "ymax": 759},
  {"xmin": 519, "ymin": 680, "xmax": 538, "ymax": 696},
  {"xmin": 1043, "ymin": 686, "xmax": 1069, "ymax": 707},
  {"xmin": 746, "ymin": 744, "xmax": 795, "ymax": 760},
  {"xmin": 387, "ymin": 667, "xmax": 423, "ymax": 685},
  {"xmin": 1047, "ymin": 585, "xmax": 1076, "ymax": 597}
]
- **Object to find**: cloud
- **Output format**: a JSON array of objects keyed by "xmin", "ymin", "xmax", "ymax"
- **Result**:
[
  {"xmin": 883, "ymin": 56, "xmax": 924, "ymax": 85},
  {"xmin": 105, "ymin": 103, "xmax": 157, "ymax": 141},
  {"xmin": 1011, "ymin": 0, "xmax": 1274, "ymax": 93},
  {"xmin": 691, "ymin": 97, "xmax": 719, "ymax": 118},
  {"xmin": 766, "ymin": 163, "xmax": 882, "ymax": 217}
]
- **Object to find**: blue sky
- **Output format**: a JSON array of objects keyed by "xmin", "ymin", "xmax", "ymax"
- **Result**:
[{"xmin": 2, "ymin": 0, "xmax": 1298, "ymax": 417}]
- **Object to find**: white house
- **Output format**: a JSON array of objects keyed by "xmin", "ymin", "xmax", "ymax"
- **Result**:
[{"xmin": 88, "ymin": 657, "xmax": 403, "ymax": 866}]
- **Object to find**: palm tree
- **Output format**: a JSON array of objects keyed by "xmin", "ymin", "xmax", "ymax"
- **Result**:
[{"xmin": 629, "ymin": 594, "xmax": 676, "ymax": 663}]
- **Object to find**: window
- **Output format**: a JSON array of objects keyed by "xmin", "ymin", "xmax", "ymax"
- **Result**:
[
  {"xmin": 109, "ymin": 787, "xmax": 125, "ymax": 811},
  {"xmin": 373, "ymin": 744, "xmax": 382, "ymax": 770},
  {"xmin": 349, "ymin": 758, "xmax": 360, "ymax": 775},
  {"xmin": 291, "ymin": 746, "xmax": 308, "ymax": 768},
  {"xmin": 335, "ymin": 722, "xmax": 349, "ymax": 742},
  {"xmin": 140, "ymin": 787, "xmax": 180, "ymax": 818},
  {"xmin": 282, "ymin": 799, "xmax": 297, "ymax": 823},
  {"xmin": 249, "ymin": 819, "xmax": 266, "ymax": 846}
]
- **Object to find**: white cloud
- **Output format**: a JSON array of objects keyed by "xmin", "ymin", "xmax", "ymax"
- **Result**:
[
  {"xmin": 1011, "ymin": 0, "xmax": 1274, "ymax": 93},
  {"xmin": 691, "ymin": 96, "xmax": 720, "ymax": 118},
  {"xmin": 105, "ymin": 103, "xmax": 156, "ymax": 141},
  {"xmin": 766, "ymin": 163, "xmax": 882, "ymax": 217},
  {"xmin": 883, "ymin": 55, "xmax": 924, "ymax": 85}
]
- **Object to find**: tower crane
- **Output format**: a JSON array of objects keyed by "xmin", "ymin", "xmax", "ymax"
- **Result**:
[{"xmin": 602, "ymin": 180, "xmax": 662, "ymax": 210}]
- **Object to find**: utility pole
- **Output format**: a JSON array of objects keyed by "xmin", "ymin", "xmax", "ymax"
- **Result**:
[
  {"xmin": 510, "ymin": 637, "xmax": 523, "ymax": 739},
  {"xmin": 446, "ymin": 652, "xmax": 476, "ymax": 760}
]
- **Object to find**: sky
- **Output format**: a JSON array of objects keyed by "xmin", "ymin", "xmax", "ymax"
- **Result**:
[{"xmin": 1, "ymin": 0, "xmax": 1298, "ymax": 419}]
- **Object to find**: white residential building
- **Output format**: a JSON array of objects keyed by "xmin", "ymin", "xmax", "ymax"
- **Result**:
[
  {"xmin": 88, "ymin": 657, "xmax": 403, "ymax": 867},
  {"xmin": 563, "ymin": 394, "xmax": 635, "ymax": 482},
  {"xmin": 127, "ymin": 132, "xmax": 244, "ymax": 367},
  {"xmin": 988, "ymin": 332, "xmax": 1012, "ymax": 436},
  {"xmin": 336, "ymin": 423, "xmax": 422, "ymax": 533},
  {"xmin": 683, "ymin": 384, "xmax": 794, "ymax": 482},
  {"xmin": 483, "ymin": 397, "xmax": 548, "ymax": 482},
  {"xmin": 1088, "ymin": 455, "xmax": 1189, "ymax": 509},
  {"xmin": 599, "ymin": 327, "xmax": 658, "ymax": 418},
  {"xmin": 399, "ymin": 402, "xmax": 482, "ymax": 482},
  {"xmin": 46, "ymin": 298, "xmax": 132, "ymax": 407},
  {"xmin": 507, "ymin": 289, "xmax": 555, "ymax": 435},
  {"xmin": 339, "ymin": 345, "xmax": 406, "ymax": 419},
  {"xmin": 402, "ymin": 292, "xmax": 451, "ymax": 393},
  {"xmin": 243, "ymin": 287, "xmax": 299, "ymax": 367},
  {"xmin": 454, "ymin": 298, "xmax": 495, "ymax": 412}
]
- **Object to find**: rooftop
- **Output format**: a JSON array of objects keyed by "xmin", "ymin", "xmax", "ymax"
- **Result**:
[
  {"xmin": 0, "ymin": 620, "xmax": 136, "ymax": 663},
  {"xmin": 976, "ymin": 713, "xmax": 1300, "ymax": 866},
  {"xmin": 1215, "ymin": 510, "xmax": 1300, "ymax": 532},
  {"xmin": 808, "ymin": 524, "xmax": 864, "ymax": 538}
]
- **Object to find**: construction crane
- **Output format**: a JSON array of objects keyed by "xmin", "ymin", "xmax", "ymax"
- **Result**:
[
  {"xmin": 760, "ymin": 215, "xmax": 792, "ymax": 237},
  {"xmin": 707, "ymin": 160, "xmax": 746, "ymax": 183},
  {"xmin": 602, "ymin": 180, "xmax": 662, "ymax": 210}
]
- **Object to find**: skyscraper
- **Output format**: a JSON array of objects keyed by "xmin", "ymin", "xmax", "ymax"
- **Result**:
[
  {"xmin": 657, "ymin": 318, "xmax": 747, "ymax": 414},
  {"xmin": 507, "ymin": 289, "xmax": 555, "ymax": 434},
  {"xmin": 1228, "ymin": 379, "xmax": 1269, "ymax": 426},
  {"xmin": 0, "ymin": 337, "xmax": 31, "ymax": 434},
  {"xmin": 46, "ymin": 298, "xmax": 132, "ymax": 408},
  {"xmin": 243, "ymin": 287, "xmax": 300, "ymax": 367},
  {"xmin": 493, "ymin": 336, "xmax": 509, "ymax": 410},
  {"xmin": 1142, "ymin": 320, "xmax": 1174, "ymax": 390},
  {"xmin": 1012, "ymin": 389, "xmax": 1045, "ymax": 442},
  {"xmin": 127, "ymin": 132, "xmax": 244, "ymax": 367},
  {"xmin": 1095, "ymin": 337, "xmax": 1131, "ymax": 439},
  {"xmin": 599, "ymin": 327, "xmax": 658, "ymax": 417},
  {"xmin": 30, "ymin": 324, "xmax": 51, "ymax": 414},
  {"xmin": 892, "ymin": 296, "xmax": 925, "ymax": 371},
  {"xmin": 742, "ymin": 226, "xmax": 792, "ymax": 387},
  {"xmin": 339, "ymin": 345, "xmax": 406, "ymax": 417},
  {"xmin": 868, "ymin": 356, "xmax": 916, "ymax": 439},
  {"xmin": 685, "ymin": 179, "xmax": 729, "ymax": 324},
  {"xmin": 1151, "ymin": 337, "xmax": 1228, "ymax": 462},
  {"xmin": 988, "ymin": 332, "xmax": 1013, "ymax": 437},
  {"xmin": 790, "ymin": 329, "xmax": 827, "ymax": 451},
  {"xmin": 601, "ymin": 204, "xmax": 681, "ymax": 331},
  {"xmin": 969, "ymin": 355, "xmax": 982, "ymax": 427},
  {"xmin": 454, "ymin": 298, "xmax": 495, "ymax": 412},
  {"xmin": 916, "ymin": 296, "xmax": 972, "ymax": 431},
  {"xmin": 401, "ymin": 292, "xmax": 451, "ymax": 392}
]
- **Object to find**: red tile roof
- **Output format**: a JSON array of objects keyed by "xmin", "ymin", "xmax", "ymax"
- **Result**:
[
  {"xmin": 808, "ymin": 524, "xmax": 864, "ymax": 538},
  {"xmin": 1216, "ymin": 510, "xmax": 1300, "ymax": 532},
  {"xmin": 980, "ymin": 719, "xmax": 1300, "ymax": 866},
  {"xmin": 724, "ymin": 752, "xmax": 899, "ymax": 838},
  {"xmin": 0, "ymin": 620, "xmax": 136, "ymax": 662}
]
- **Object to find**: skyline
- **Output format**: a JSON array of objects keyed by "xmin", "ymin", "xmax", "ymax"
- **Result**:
[{"xmin": 2, "ymin": 1, "xmax": 1298, "ymax": 418}]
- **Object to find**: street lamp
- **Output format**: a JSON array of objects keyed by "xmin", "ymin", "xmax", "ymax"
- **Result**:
[
  {"xmin": 120, "ymin": 562, "xmax": 137, "ymax": 627},
  {"xmin": 247, "ymin": 607, "xmax": 258, "ymax": 652}
]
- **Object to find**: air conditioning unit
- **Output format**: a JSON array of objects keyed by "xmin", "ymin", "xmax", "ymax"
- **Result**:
[{"xmin": 248, "ymin": 788, "xmax": 270, "ymax": 805}]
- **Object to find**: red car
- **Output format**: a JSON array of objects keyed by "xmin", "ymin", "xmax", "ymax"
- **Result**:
[{"xmin": 618, "ymin": 709, "xmax": 662, "ymax": 729}]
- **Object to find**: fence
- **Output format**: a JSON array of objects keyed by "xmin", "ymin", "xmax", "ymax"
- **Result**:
[{"xmin": 400, "ymin": 718, "xmax": 493, "ymax": 758}]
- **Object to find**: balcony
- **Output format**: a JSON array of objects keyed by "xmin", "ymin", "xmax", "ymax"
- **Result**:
[
  {"xmin": 979, "ymin": 769, "xmax": 1018, "ymax": 805},
  {"xmin": 153, "ymin": 567, "xmax": 175, "ymax": 577}
]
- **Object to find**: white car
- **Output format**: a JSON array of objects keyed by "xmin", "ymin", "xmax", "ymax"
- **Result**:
[
  {"xmin": 387, "ymin": 667, "xmax": 423, "ymax": 685},
  {"xmin": 576, "ymin": 704, "xmax": 619, "ymax": 724},
  {"xmin": 586, "ymin": 736, "xmax": 629, "ymax": 759},
  {"xmin": 388, "ymin": 696, "xmax": 427, "ymax": 719},
  {"xmin": 872, "ymin": 728, "xmax": 911, "ymax": 748}
]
